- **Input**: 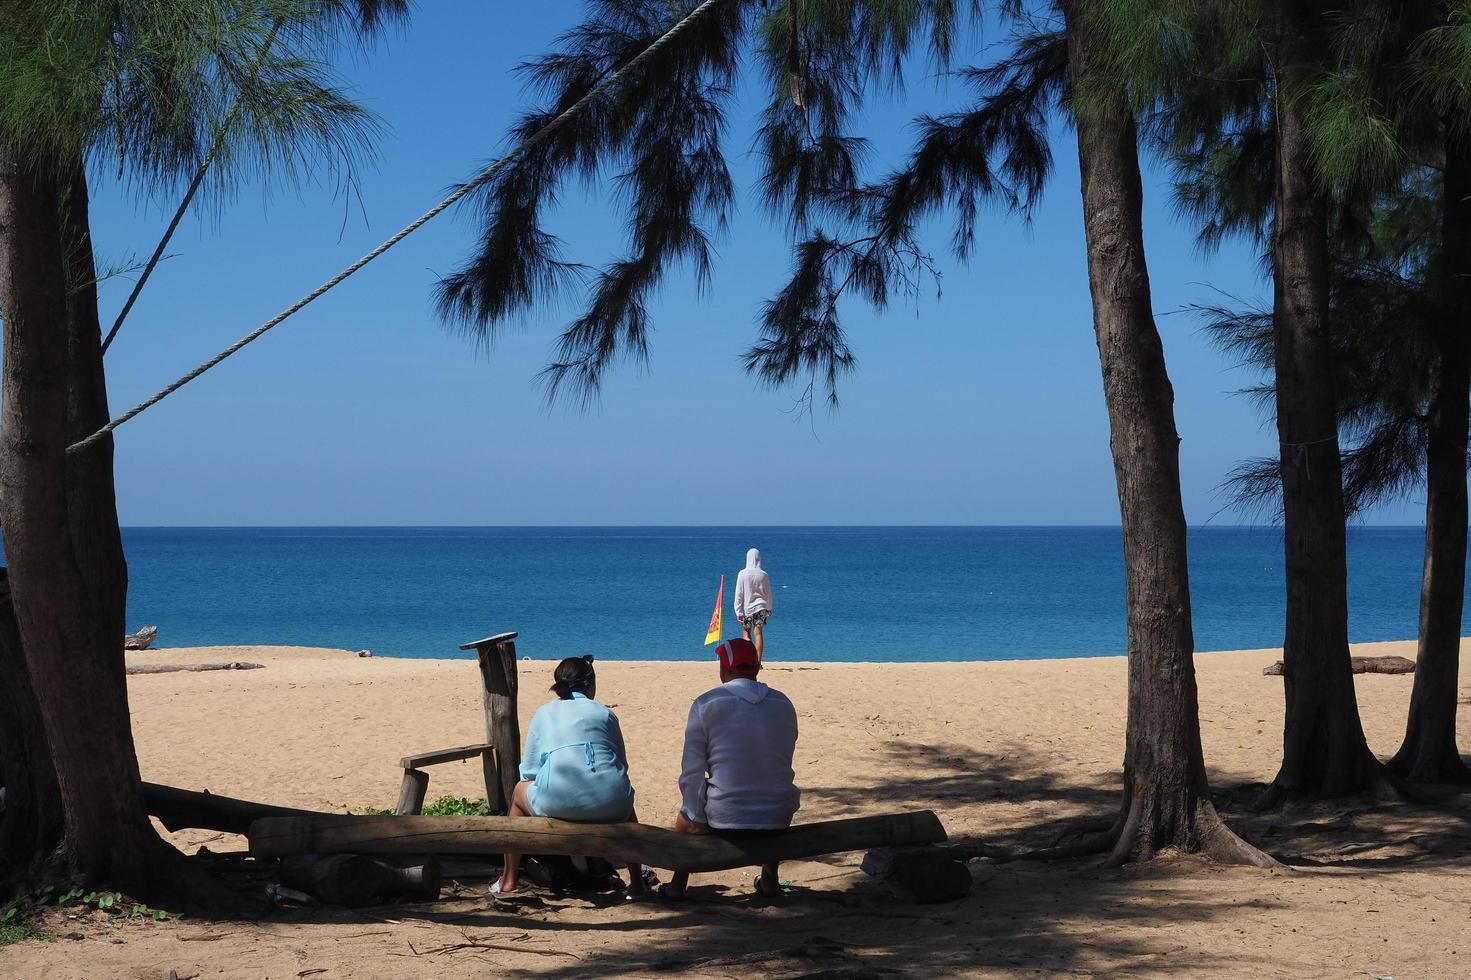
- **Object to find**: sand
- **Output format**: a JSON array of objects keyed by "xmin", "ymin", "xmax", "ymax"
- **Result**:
[{"xmin": 9, "ymin": 639, "xmax": 1471, "ymax": 978}]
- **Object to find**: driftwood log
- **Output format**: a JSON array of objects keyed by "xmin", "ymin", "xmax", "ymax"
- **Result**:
[
  {"xmin": 124, "ymin": 625, "xmax": 158, "ymax": 650},
  {"xmin": 1263, "ymin": 655, "xmax": 1416, "ymax": 676},
  {"xmin": 249, "ymin": 810, "xmax": 948, "ymax": 872},
  {"xmin": 280, "ymin": 854, "xmax": 441, "ymax": 907},
  {"xmin": 144, "ymin": 782, "xmax": 328, "ymax": 835},
  {"xmin": 126, "ymin": 661, "xmax": 263, "ymax": 675}
]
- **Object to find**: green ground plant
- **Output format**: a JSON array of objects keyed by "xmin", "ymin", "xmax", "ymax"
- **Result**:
[{"xmin": 359, "ymin": 796, "xmax": 492, "ymax": 817}]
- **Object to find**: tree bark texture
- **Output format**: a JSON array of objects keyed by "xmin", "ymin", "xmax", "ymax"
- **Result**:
[
  {"xmin": 0, "ymin": 569, "xmax": 62, "ymax": 888},
  {"xmin": 1264, "ymin": 48, "xmax": 1390, "ymax": 802},
  {"xmin": 1390, "ymin": 135, "xmax": 1471, "ymax": 783},
  {"xmin": 0, "ymin": 162, "xmax": 206, "ymax": 901},
  {"xmin": 1062, "ymin": 0, "xmax": 1273, "ymax": 866}
]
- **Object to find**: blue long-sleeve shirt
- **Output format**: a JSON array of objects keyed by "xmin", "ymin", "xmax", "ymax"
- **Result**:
[{"xmin": 520, "ymin": 693, "xmax": 635, "ymax": 822}]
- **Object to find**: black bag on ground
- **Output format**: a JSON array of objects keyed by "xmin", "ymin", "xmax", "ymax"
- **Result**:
[{"xmin": 522, "ymin": 854, "xmax": 620, "ymax": 893}]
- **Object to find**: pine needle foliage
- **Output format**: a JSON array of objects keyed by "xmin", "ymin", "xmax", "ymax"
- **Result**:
[
  {"xmin": 1200, "ymin": 174, "xmax": 1443, "ymax": 519},
  {"xmin": 0, "ymin": 1, "xmax": 406, "ymax": 201},
  {"xmin": 436, "ymin": 0, "xmax": 980, "ymax": 408},
  {"xmin": 1100, "ymin": 0, "xmax": 1471, "ymax": 521}
]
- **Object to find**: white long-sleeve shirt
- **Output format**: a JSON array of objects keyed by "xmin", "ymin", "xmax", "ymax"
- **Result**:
[
  {"xmin": 734, "ymin": 548, "xmax": 772, "ymax": 620},
  {"xmin": 678, "ymin": 677, "xmax": 800, "ymax": 829}
]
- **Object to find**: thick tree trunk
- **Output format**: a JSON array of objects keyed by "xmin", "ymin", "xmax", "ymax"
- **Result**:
[
  {"xmin": 0, "ymin": 162, "xmax": 223, "ymax": 904},
  {"xmin": 1061, "ymin": 1, "xmax": 1273, "ymax": 866},
  {"xmin": 1390, "ymin": 136, "xmax": 1471, "ymax": 783},
  {"xmin": 0, "ymin": 569, "xmax": 63, "ymax": 889},
  {"xmin": 1262, "ymin": 63, "xmax": 1393, "ymax": 803}
]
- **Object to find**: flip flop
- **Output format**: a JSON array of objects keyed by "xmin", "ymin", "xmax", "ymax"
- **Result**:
[
  {"xmin": 656, "ymin": 882, "xmax": 686, "ymax": 901},
  {"xmin": 489, "ymin": 878, "xmax": 516, "ymax": 895},
  {"xmin": 754, "ymin": 874, "xmax": 782, "ymax": 898}
]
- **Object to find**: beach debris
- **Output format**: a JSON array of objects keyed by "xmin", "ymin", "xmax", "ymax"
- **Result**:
[
  {"xmin": 123, "ymin": 625, "xmax": 157, "ymax": 650},
  {"xmin": 407, "ymin": 933, "xmax": 580, "ymax": 959},
  {"xmin": 126, "ymin": 661, "xmax": 263, "ymax": 675},
  {"xmin": 648, "ymin": 937, "xmax": 884, "ymax": 974},
  {"xmin": 1263, "ymin": 655, "xmax": 1415, "ymax": 677},
  {"xmin": 862, "ymin": 845, "xmax": 973, "ymax": 904},
  {"xmin": 357, "ymin": 649, "xmax": 373, "ymax": 657},
  {"xmin": 266, "ymin": 883, "xmax": 316, "ymax": 907}
]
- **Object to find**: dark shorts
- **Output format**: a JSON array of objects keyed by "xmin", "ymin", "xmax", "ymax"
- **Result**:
[
  {"xmin": 746, "ymin": 610, "xmax": 769, "ymax": 630},
  {"xmin": 711, "ymin": 826, "xmax": 786, "ymax": 840}
]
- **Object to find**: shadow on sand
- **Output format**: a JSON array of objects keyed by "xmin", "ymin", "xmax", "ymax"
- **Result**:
[{"xmin": 230, "ymin": 737, "xmax": 1471, "ymax": 977}]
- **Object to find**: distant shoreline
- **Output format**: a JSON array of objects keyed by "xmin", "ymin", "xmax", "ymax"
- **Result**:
[{"xmin": 138, "ymin": 637, "xmax": 1434, "ymax": 666}]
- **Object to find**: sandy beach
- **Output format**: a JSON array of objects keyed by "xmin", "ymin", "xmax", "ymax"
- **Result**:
[{"xmin": 10, "ymin": 639, "xmax": 1471, "ymax": 978}]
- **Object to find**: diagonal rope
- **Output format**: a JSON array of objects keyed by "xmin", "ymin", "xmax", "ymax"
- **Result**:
[
  {"xmin": 101, "ymin": 17, "xmax": 285, "ymax": 356},
  {"xmin": 70, "ymin": 0, "xmax": 733, "ymax": 455}
]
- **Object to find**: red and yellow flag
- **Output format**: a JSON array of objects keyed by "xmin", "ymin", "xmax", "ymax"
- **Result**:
[{"xmin": 703, "ymin": 575, "xmax": 724, "ymax": 645}]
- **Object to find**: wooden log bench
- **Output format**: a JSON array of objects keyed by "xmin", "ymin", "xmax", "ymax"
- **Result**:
[{"xmin": 247, "ymin": 810, "xmax": 947, "ymax": 873}]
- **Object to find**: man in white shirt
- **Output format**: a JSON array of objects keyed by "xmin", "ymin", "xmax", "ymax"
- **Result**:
[
  {"xmin": 734, "ymin": 548, "xmax": 773, "ymax": 658},
  {"xmin": 662, "ymin": 637, "xmax": 799, "ymax": 900}
]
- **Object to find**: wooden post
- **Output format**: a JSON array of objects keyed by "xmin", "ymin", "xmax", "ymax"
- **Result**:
[
  {"xmin": 488, "ymin": 744, "xmax": 506, "ymax": 812},
  {"xmin": 395, "ymin": 769, "xmax": 429, "ymax": 816},
  {"xmin": 459, "ymin": 631, "xmax": 519, "ymax": 815}
]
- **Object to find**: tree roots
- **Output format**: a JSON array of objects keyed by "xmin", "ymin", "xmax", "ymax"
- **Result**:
[{"xmin": 947, "ymin": 797, "xmax": 1280, "ymax": 870}]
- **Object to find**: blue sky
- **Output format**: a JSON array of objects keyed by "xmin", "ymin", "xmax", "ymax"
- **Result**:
[{"xmin": 89, "ymin": 3, "xmax": 1424, "ymax": 526}]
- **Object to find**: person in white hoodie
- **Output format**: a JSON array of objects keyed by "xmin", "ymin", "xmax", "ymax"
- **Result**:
[
  {"xmin": 734, "ymin": 547, "xmax": 773, "ymax": 658},
  {"xmin": 661, "ymin": 636, "xmax": 800, "ymax": 900}
]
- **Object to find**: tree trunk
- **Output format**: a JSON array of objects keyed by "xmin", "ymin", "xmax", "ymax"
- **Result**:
[
  {"xmin": 1061, "ymin": 0, "xmax": 1273, "ymax": 866},
  {"xmin": 1390, "ymin": 135, "xmax": 1471, "ymax": 784},
  {"xmin": 0, "ymin": 161, "xmax": 224, "ymax": 904},
  {"xmin": 0, "ymin": 569, "xmax": 63, "ymax": 889},
  {"xmin": 1261, "ymin": 57, "xmax": 1393, "ymax": 803}
]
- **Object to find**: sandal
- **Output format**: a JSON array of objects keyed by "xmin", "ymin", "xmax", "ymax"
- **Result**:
[
  {"xmin": 656, "ymin": 881, "xmax": 686, "ymax": 901},
  {"xmin": 754, "ymin": 873, "xmax": 782, "ymax": 898}
]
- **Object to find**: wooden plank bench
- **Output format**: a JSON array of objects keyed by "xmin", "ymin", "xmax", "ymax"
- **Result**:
[
  {"xmin": 394, "ymin": 630, "xmax": 522, "ymax": 816},
  {"xmin": 395, "ymin": 744, "xmax": 497, "ymax": 815},
  {"xmin": 248, "ymin": 810, "xmax": 948, "ymax": 873}
]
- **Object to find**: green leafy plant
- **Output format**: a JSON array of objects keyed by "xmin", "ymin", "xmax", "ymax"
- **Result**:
[
  {"xmin": 358, "ymin": 795, "xmax": 492, "ymax": 817},
  {"xmin": 421, "ymin": 796, "xmax": 491, "ymax": 817},
  {"xmin": 0, "ymin": 904, "xmax": 46, "ymax": 947}
]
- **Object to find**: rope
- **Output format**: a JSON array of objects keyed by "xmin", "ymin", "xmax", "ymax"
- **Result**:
[
  {"xmin": 1281, "ymin": 435, "xmax": 1337, "ymax": 480},
  {"xmin": 101, "ymin": 17, "xmax": 286, "ymax": 355},
  {"xmin": 70, "ymin": 0, "xmax": 733, "ymax": 455}
]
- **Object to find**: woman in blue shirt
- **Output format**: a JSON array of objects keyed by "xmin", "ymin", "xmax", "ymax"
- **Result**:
[{"xmin": 492, "ymin": 655, "xmax": 643, "ymax": 895}]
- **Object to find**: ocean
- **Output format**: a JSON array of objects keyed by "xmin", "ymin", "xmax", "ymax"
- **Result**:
[{"xmin": 119, "ymin": 525, "xmax": 1448, "ymax": 663}]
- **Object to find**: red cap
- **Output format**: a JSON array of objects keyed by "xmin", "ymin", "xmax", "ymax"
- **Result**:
[{"xmin": 714, "ymin": 637, "xmax": 760, "ymax": 673}]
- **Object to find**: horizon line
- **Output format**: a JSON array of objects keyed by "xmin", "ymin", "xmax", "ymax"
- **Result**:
[{"xmin": 118, "ymin": 522, "xmax": 1428, "ymax": 530}]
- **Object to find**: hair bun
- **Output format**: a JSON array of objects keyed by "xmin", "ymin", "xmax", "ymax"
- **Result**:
[{"xmin": 550, "ymin": 656, "xmax": 595, "ymax": 699}]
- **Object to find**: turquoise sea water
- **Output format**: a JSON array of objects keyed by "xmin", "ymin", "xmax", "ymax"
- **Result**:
[{"xmin": 120, "ymin": 526, "xmax": 1450, "ymax": 663}]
